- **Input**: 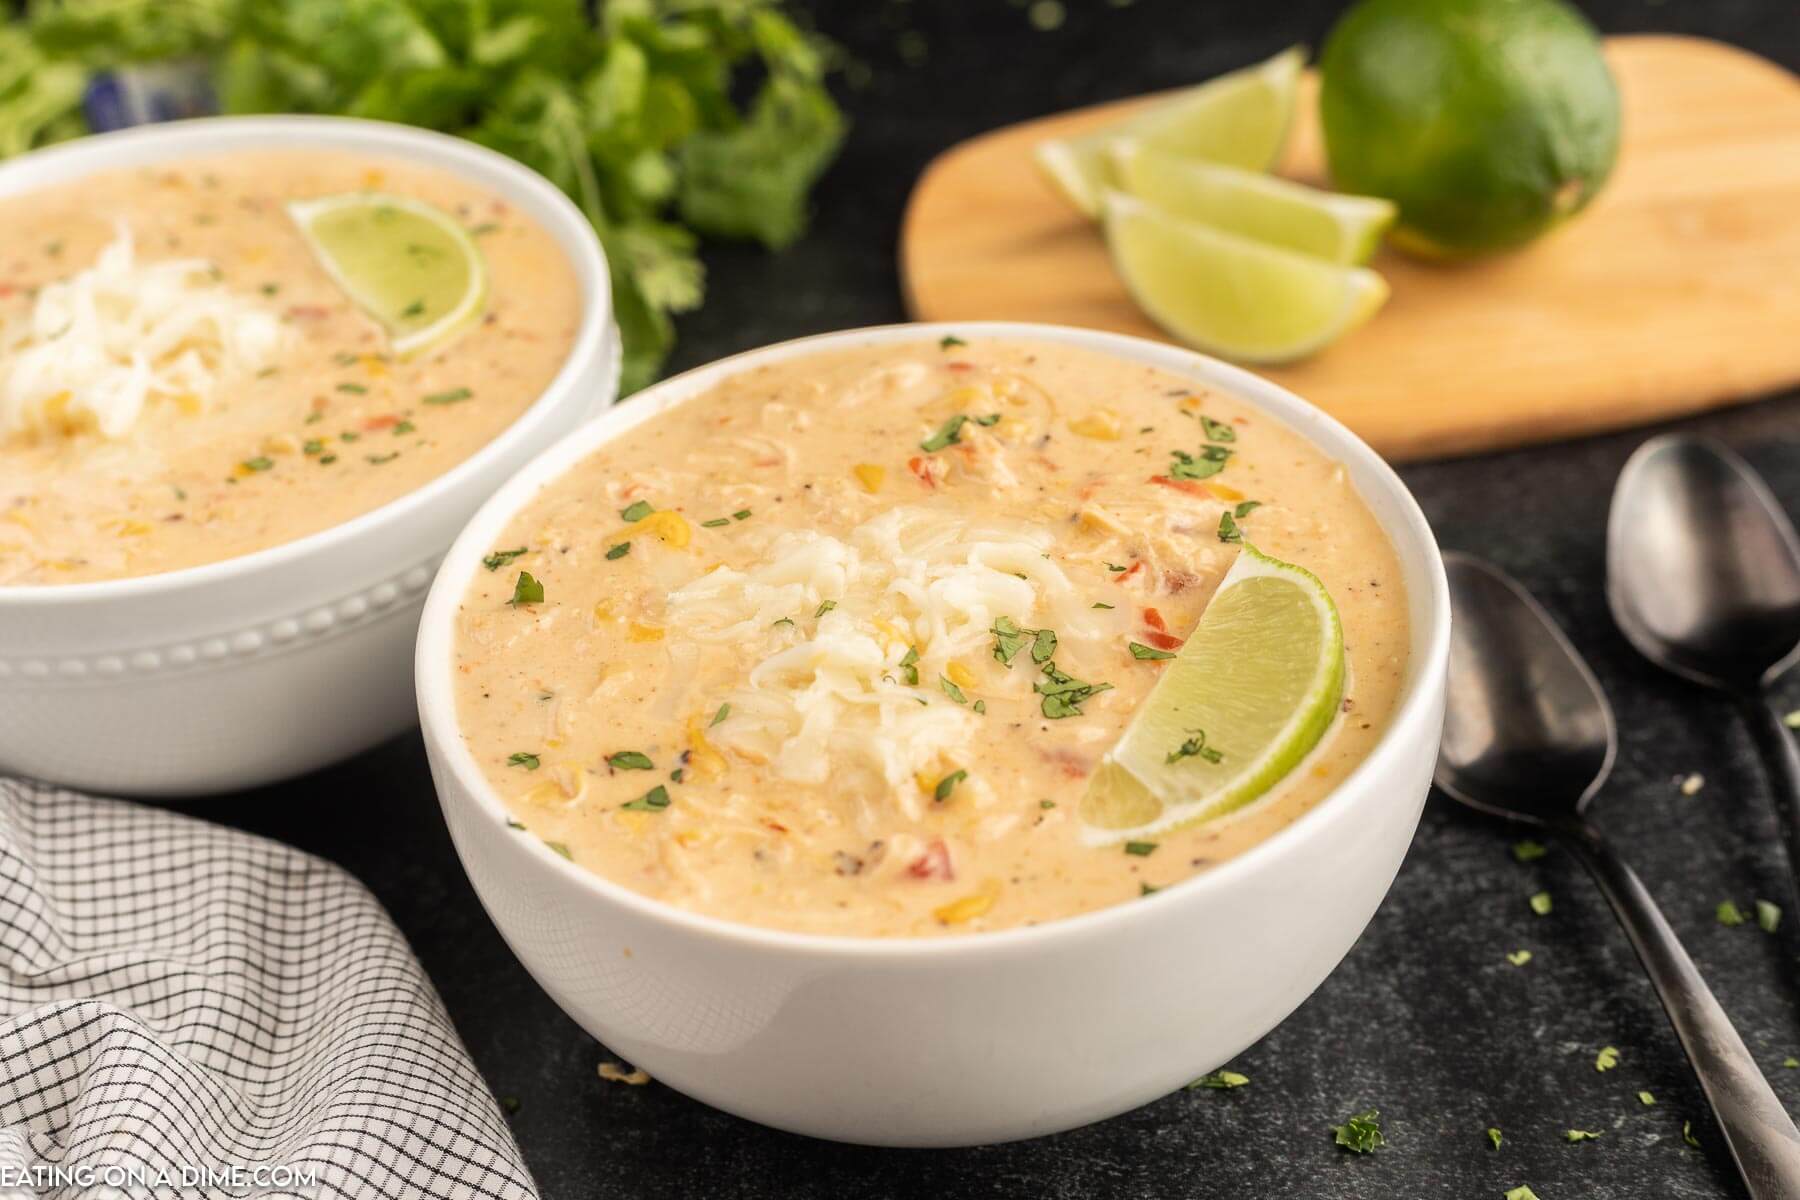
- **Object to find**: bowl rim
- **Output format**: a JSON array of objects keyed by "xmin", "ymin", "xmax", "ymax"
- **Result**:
[
  {"xmin": 417, "ymin": 321, "xmax": 1451, "ymax": 961},
  {"xmin": 0, "ymin": 114, "xmax": 612, "ymax": 608}
]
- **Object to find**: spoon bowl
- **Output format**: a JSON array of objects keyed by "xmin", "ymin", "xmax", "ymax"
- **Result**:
[
  {"xmin": 1436, "ymin": 552, "xmax": 1800, "ymax": 1200},
  {"xmin": 1607, "ymin": 434, "xmax": 1800, "ymax": 692},
  {"xmin": 1436, "ymin": 552, "xmax": 1616, "ymax": 827}
]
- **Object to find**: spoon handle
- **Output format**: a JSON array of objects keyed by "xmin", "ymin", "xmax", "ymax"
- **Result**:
[
  {"xmin": 1569, "ymin": 825, "xmax": 1800, "ymax": 1199},
  {"xmin": 1742, "ymin": 697, "xmax": 1800, "ymax": 911}
]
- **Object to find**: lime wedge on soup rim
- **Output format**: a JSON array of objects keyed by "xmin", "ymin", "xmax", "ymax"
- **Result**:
[
  {"xmin": 1110, "ymin": 141, "xmax": 1396, "ymax": 265},
  {"xmin": 288, "ymin": 192, "xmax": 488, "ymax": 357},
  {"xmin": 1034, "ymin": 45, "xmax": 1304, "ymax": 218},
  {"xmin": 1080, "ymin": 543, "xmax": 1345, "ymax": 844},
  {"xmin": 1102, "ymin": 189, "xmax": 1388, "ymax": 363}
]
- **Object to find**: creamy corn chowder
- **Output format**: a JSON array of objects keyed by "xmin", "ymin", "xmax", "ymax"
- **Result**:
[
  {"xmin": 0, "ymin": 150, "xmax": 579, "ymax": 585},
  {"xmin": 454, "ymin": 337, "xmax": 1410, "ymax": 937}
]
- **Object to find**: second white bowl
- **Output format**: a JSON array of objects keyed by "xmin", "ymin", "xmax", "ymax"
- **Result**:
[{"xmin": 0, "ymin": 116, "xmax": 618, "ymax": 795}]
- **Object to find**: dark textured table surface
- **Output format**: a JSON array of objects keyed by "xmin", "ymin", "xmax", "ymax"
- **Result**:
[{"xmin": 177, "ymin": 2, "xmax": 1800, "ymax": 1196}]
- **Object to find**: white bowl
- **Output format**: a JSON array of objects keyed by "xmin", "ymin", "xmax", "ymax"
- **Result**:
[
  {"xmin": 0, "ymin": 116, "xmax": 619, "ymax": 796},
  {"xmin": 418, "ymin": 323, "xmax": 1449, "ymax": 1146}
]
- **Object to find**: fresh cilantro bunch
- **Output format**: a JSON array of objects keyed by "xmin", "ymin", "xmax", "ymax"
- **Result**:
[{"xmin": 2, "ymin": 0, "xmax": 844, "ymax": 390}]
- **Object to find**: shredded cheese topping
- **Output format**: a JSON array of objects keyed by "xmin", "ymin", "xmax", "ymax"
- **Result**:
[
  {"xmin": 0, "ymin": 225, "xmax": 283, "ymax": 439},
  {"xmin": 667, "ymin": 506, "xmax": 1103, "ymax": 811}
]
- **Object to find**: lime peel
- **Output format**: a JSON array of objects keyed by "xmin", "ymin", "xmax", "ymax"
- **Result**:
[
  {"xmin": 287, "ymin": 191, "xmax": 489, "ymax": 358},
  {"xmin": 1079, "ymin": 542, "xmax": 1345, "ymax": 845},
  {"xmin": 1102, "ymin": 190, "xmax": 1389, "ymax": 363},
  {"xmin": 1034, "ymin": 45, "xmax": 1304, "ymax": 218}
]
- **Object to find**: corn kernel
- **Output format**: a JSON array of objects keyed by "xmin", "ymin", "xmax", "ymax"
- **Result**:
[
  {"xmin": 522, "ymin": 782, "xmax": 565, "ymax": 807},
  {"xmin": 174, "ymin": 392, "xmax": 204, "ymax": 415},
  {"xmin": 108, "ymin": 519, "xmax": 152, "ymax": 538},
  {"xmin": 263, "ymin": 432, "xmax": 301, "ymax": 455},
  {"xmin": 626, "ymin": 510, "xmax": 690, "ymax": 549},
  {"xmin": 674, "ymin": 829, "xmax": 702, "ymax": 848},
  {"xmin": 687, "ymin": 715, "xmax": 727, "ymax": 779},
  {"xmin": 853, "ymin": 463, "xmax": 886, "ymax": 493},
  {"xmin": 1209, "ymin": 483, "xmax": 1245, "ymax": 502},
  {"xmin": 945, "ymin": 660, "xmax": 977, "ymax": 689},
  {"xmin": 360, "ymin": 354, "xmax": 388, "ymax": 377},
  {"xmin": 934, "ymin": 890, "xmax": 996, "ymax": 925},
  {"xmin": 593, "ymin": 601, "xmax": 615, "ymax": 623},
  {"xmin": 1069, "ymin": 410, "xmax": 1122, "ymax": 440},
  {"xmin": 627, "ymin": 623, "xmax": 665, "ymax": 643}
]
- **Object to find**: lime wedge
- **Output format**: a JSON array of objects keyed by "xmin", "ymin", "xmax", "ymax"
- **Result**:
[
  {"xmin": 287, "ymin": 192, "xmax": 489, "ymax": 357},
  {"xmin": 1111, "ymin": 142, "xmax": 1396, "ymax": 264},
  {"xmin": 1079, "ymin": 543, "xmax": 1345, "ymax": 844},
  {"xmin": 1102, "ymin": 190, "xmax": 1388, "ymax": 363},
  {"xmin": 1034, "ymin": 46, "xmax": 1304, "ymax": 218}
]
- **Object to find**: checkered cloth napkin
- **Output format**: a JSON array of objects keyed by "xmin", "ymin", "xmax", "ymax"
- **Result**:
[{"xmin": 0, "ymin": 777, "xmax": 536, "ymax": 1199}]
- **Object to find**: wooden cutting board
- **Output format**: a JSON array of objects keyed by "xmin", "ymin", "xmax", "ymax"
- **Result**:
[{"xmin": 900, "ymin": 35, "xmax": 1800, "ymax": 462}]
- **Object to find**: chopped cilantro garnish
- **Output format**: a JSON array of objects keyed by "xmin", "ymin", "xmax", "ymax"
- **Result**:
[
  {"xmin": 621, "ymin": 785, "xmax": 671, "ymax": 812},
  {"xmin": 302, "ymin": 438, "xmax": 326, "ymax": 455},
  {"xmin": 509, "ymin": 571, "xmax": 544, "ymax": 607},
  {"xmin": 974, "ymin": 412, "xmax": 1002, "ymax": 426},
  {"xmin": 318, "ymin": 454, "xmax": 338, "ymax": 464},
  {"xmin": 483, "ymin": 547, "xmax": 528, "ymax": 572},
  {"xmin": 1200, "ymin": 415, "xmax": 1236, "ymax": 443},
  {"xmin": 339, "ymin": 430, "xmax": 360, "ymax": 441},
  {"xmin": 939, "ymin": 335, "xmax": 966, "ymax": 349},
  {"xmin": 1529, "ymin": 891, "xmax": 1552, "ymax": 916},
  {"xmin": 1035, "ymin": 661, "xmax": 1113, "ymax": 719},
  {"xmin": 366, "ymin": 452, "xmax": 400, "ymax": 464},
  {"xmin": 701, "ymin": 517, "xmax": 731, "ymax": 527},
  {"xmin": 1683, "ymin": 1121, "xmax": 1700, "ymax": 1148},
  {"xmin": 336, "ymin": 382, "xmax": 367, "ymax": 394},
  {"xmin": 1218, "ymin": 511, "xmax": 1242, "ymax": 543},
  {"xmin": 670, "ymin": 768, "xmax": 684, "ymax": 783},
  {"xmin": 1638, "ymin": 1091, "xmax": 1656, "ymax": 1106},
  {"xmin": 1595, "ymin": 1045, "xmax": 1619, "ymax": 1072},
  {"xmin": 1168, "ymin": 445, "xmax": 1231, "ymax": 480},
  {"xmin": 939, "ymin": 676, "xmax": 969, "ymax": 705},
  {"xmin": 1092, "ymin": 602, "xmax": 1114, "ymax": 610},
  {"xmin": 393, "ymin": 420, "xmax": 415, "ymax": 435},
  {"xmin": 606, "ymin": 542, "xmax": 630, "ymax": 560},
  {"xmin": 815, "ymin": 600, "xmax": 837, "ymax": 618},
  {"xmin": 1234, "ymin": 499, "xmax": 1262, "ymax": 519},
  {"xmin": 1131, "ymin": 641, "xmax": 1176, "ymax": 661},
  {"xmin": 933, "ymin": 769, "xmax": 968, "ymax": 801},
  {"xmin": 400, "ymin": 298, "xmax": 425, "ymax": 318},
  {"xmin": 1717, "ymin": 899, "xmax": 1746, "ymax": 926},
  {"xmin": 711, "ymin": 703, "xmax": 731, "ymax": 726},
  {"xmin": 1332, "ymin": 1110, "xmax": 1383, "ymax": 1154},
  {"xmin": 1505, "ymin": 1188, "xmax": 1540, "ymax": 1200},
  {"xmin": 1140, "ymin": 882, "xmax": 1160, "ymax": 896},
  {"xmin": 899, "ymin": 646, "xmax": 920, "ymax": 686},
  {"xmin": 470, "ymin": 222, "xmax": 500, "ymax": 236},
  {"xmin": 1565, "ymin": 1129, "xmax": 1602, "ymax": 1143},
  {"xmin": 1031, "ymin": 628, "xmax": 1057, "ymax": 664},
  {"xmin": 733, "ymin": 509, "xmax": 752, "ymax": 520},
  {"xmin": 1506, "ymin": 949, "xmax": 1532, "ymax": 966},
  {"xmin": 1106, "ymin": 562, "xmax": 1128, "ymax": 572},
  {"xmin": 920, "ymin": 413, "xmax": 970, "ymax": 452},
  {"xmin": 546, "ymin": 841, "xmax": 573, "ymax": 860},
  {"xmin": 620, "ymin": 500, "xmax": 654, "ymax": 522},
  {"xmin": 241, "ymin": 456, "xmax": 274, "ymax": 472},
  {"xmin": 423, "ymin": 387, "xmax": 473, "ymax": 405},
  {"xmin": 1187, "ymin": 1070, "xmax": 1248, "ymax": 1090},
  {"xmin": 1166, "ymin": 731, "xmax": 1222, "ymax": 766},
  {"xmin": 1786, "ymin": 1057, "xmax": 1799, "ymax": 1069},
  {"xmin": 507, "ymin": 752, "xmax": 540, "ymax": 770},
  {"xmin": 772, "ymin": 617, "xmax": 796, "ymax": 629},
  {"xmin": 973, "ymin": 699, "xmax": 986, "ymax": 714},
  {"xmin": 1511, "ymin": 839, "xmax": 1548, "ymax": 862},
  {"xmin": 607, "ymin": 751, "xmax": 654, "ymax": 771},
  {"xmin": 1758, "ymin": 899, "xmax": 1782, "ymax": 933},
  {"xmin": 1123, "ymin": 841, "xmax": 1157, "ymax": 856},
  {"xmin": 1041, "ymin": 799, "xmax": 1056, "ymax": 809},
  {"xmin": 991, "ymin": 616, "xmax": 1031, "ymax": 667},
  {"xmin": 506, "ymin": 818, "xmax": 526, "ymax": 830},
  {"xmin": 1487, "ymin": 1127, "xmax": 1502, "ymax": 1150}
]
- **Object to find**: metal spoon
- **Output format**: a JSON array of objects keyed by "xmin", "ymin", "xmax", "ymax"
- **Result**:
[
  {"xmin": 1607, "ymin": 434, "xmax": 1800, "ymax": 905},
  {"xmin": 1438, "ymin": 552, "xmax": 1800, "ymax": 1198}
]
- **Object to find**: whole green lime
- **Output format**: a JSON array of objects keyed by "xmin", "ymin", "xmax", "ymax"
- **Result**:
[{"xmin": 1319, "ymin": 0, "xmax": 1621, "ymax": 258}]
